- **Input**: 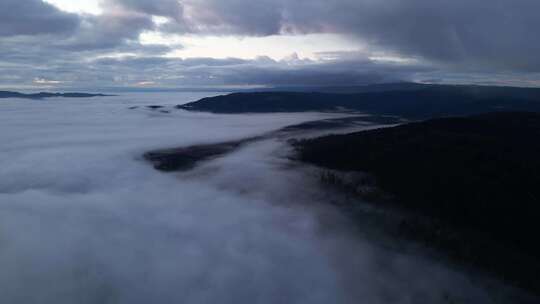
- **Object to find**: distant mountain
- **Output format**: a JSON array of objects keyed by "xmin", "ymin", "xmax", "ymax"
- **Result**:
[
  {"xmin": 178, "ymin": 83, "xmax": 540, "ymax": 119},
  {"xmin": 0, "ymin": 91, "xmax": 112, "ymax": 99},
  {"xmin": 293, "ymin": 111, "xmax": 540, "ymax": 291},
  {"xmin": 245, "ymin": 82, "xmax": 433, "ymax": 94}
]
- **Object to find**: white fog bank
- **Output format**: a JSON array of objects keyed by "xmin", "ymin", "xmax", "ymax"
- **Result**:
[{"xmin": 0, "ymin": 93, "xmax": 531, "ymax": 303}]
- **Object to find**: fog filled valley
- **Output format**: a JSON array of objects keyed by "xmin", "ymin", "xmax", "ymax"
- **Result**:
[
  {"xmin": 0, "ymin": 93, "xmax": 537, "ymax": 303},
  {"xmin": 4, "ymin": 0, "xmax": 540, "ymax": 301}
]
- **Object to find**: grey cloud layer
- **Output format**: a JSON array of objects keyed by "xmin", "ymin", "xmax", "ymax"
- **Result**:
[
  {"xmin": 1, "ymin": 0, "xmax": 539, "ymax": 89},
  {"xmin": 10, "ymin": 54, "xmax": 429, "ymax": 89},
  {"xmin": 0, "ymin": 0, "xmax": 79, "ymax": 36},
  {"xmin": 112, "ymin": 0, "xmax": 185, "ymax": 21},
  {"xmin": 180, "ymin": 0, "xmax": 540, "ymax": 71}
]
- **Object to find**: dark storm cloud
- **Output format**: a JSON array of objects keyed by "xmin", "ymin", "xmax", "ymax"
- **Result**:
[
  {"xmin": 0, "ymin": 2, "xmax": 160, "ymax": 54},
  {"xmin": 179, "ymin": 0, "xmax": 284, "ymax": 36},
  {"xmin": 180, "ymin": 0, "xmax": 540, "ymax": 72},
  {"xmin": 0, "ymin": 0, "xmax": 80, "ymax": 36}
]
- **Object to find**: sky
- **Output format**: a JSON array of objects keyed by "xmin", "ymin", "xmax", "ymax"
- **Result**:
[{"xmin": 1, "ymin": 0, "xmax": 540, "ymax": 90}]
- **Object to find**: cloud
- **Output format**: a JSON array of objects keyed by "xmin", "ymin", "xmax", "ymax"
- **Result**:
[
  {"xmin": 10, "ymin": 53, "xmax": 428, "ymax": 89},
  {"xmin": 177, "ymin": 0, "xmax": 540, "ymax": 72},
  {"xmin": 1, "ymin": 0, "xmax": 540, "ymax": 88},
  {"xmin": 58, "ymin": 12, "xmax": 156, "ymax": 50},
  {"xmin": 0, "ymin": 0, "xmax": 169, "ymax": 52},
  {"xmin": 111, "ymin": 0, "xmax": 185, "ymax": 22},
  {"xmin": 0, "ymin": 0, "xmax": 80, "ymax": 37}
]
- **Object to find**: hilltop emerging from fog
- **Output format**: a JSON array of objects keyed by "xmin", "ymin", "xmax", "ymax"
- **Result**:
[
  {"xmin": 0, "ymin": 91, "xmax": 111, "ymax": 99},
  {"xmin": 178, "ymin": 83, "xmax": 540, "ymax": 119}
]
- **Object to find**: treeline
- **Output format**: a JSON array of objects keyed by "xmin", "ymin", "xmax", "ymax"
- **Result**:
[{"xmin": 293, "ymin": 112, "xmax": 540, "ymax": 292}]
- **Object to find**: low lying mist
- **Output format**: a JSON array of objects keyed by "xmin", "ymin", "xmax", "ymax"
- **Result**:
[{"xmin": 0, "ymin": 94, "xmax": 527, "ymax": 303}]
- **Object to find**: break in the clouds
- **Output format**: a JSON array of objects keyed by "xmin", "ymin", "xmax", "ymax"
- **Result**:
[{"xmin": 1, "ymin": 0, "xmax": 540, "ymax": 89}]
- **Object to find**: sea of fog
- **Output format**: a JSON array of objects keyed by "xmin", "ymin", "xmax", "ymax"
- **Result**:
[{"xmin": 0, "ymin": 92, "xmax": 531, "ymax": 303}]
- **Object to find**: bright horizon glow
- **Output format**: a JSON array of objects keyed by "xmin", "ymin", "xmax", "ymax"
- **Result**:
[{"xmin": 141, "ymin": 32, "xmax": 366, "ymax": 61}]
